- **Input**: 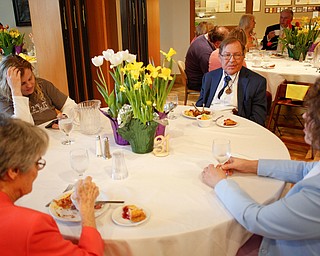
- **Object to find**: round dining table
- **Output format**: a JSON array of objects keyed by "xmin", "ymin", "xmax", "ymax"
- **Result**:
[
  {"xmin": 246, "ymin": 55, "xmax": 319, "ymax": 100},
  {"xmin": 16, "ymin": 106, "xmax": 290, "ymax": 256}
]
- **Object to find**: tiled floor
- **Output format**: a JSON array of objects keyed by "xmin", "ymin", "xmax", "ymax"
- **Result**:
[{"xmin": 169, "ymin": 81, "xmax": 317, "ymax": 161}]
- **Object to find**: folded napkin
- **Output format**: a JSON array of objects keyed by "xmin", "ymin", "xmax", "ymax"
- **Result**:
[{"xmin": 285, "ymin": 83, "xmax": 309, "ymax": 101}]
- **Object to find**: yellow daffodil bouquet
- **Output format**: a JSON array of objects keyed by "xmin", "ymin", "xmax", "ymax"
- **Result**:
[{"xmin": 10, "ymin": 28, "xmax": 25, "ymax": 46}]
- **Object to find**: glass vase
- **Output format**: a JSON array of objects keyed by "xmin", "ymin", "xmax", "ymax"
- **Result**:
[{"xmin": 100, "ymin": 109, "xmax": 129, "ymax": 146}]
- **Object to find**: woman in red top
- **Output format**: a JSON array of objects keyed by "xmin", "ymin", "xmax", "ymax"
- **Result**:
[{"xmin": 0, "ymin": 115, "xmax": 104, "ymax": 256}]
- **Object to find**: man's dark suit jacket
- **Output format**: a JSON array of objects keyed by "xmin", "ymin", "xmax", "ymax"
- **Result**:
[
  {"xmin": 262, "ymin": 24, "xmax": 280, "ymax": 50},
  {"xmin": 196, "ymin": 67, "xmax": 267, "ymax": 126},
  {"xmin": 262, "ymin": 24, "xmax": 295, "ymax": 50}
]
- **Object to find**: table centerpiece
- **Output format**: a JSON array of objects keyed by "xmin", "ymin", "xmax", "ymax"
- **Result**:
[
  {"xmin": 0, "ymin": 27, "xmax": 25, "ymax": 55},
  {"xmin": 279, "ymin": 17, "xmax": 320, "ymax": 61},
  {"xmin": 91, "ymin": 48, "xmax": 176, "ymax": 152}
]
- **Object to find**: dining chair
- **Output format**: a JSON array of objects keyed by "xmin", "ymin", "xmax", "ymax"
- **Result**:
[
  {"xmin": 267, "ymin": 80, "xmax": 311, "ymax": 133},
  {"xmin": 177, "ymin": 60, "xmax": 200, "ymax": 105}
]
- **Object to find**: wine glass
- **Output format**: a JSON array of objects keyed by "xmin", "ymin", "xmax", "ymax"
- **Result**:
[
  {"xmin": 59, "ymin": 117, "xmax": 74, "ymax": 145},
  {"xmin": 304, "ymin": 52, "xmax": 314, "ymax": 66},
  {"xmin": 70, "ymin": 148, "xmax": 89, "ymax": 179},
  {"xmin": 212, "ymin": 139, "xmax": 231, "ymax": 165},
  {"xmin": 165, "ymin": 94, "xmax": 178, "ymax": 119}
]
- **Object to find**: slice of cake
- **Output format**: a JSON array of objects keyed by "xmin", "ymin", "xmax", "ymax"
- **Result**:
[
  {"xmin": 122, "ymin": 205, "xmax": 146, "ymax": 222},
  {"xmin": 223, "ymin": 118, "xmax": 237, "ymax": 126}
]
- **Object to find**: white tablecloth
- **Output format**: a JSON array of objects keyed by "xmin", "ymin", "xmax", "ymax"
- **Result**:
[
  {"xmin": 247, "ymin": 57, "xmax": 320, "ymax": 100},
  {"xmin": 16, "ymin": 106, "xmax": 290, "ymax": 256}
]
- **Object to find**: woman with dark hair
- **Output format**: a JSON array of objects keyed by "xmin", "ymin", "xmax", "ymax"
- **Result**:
[
  {"xmin": 0, "ymin": 114, "xmax": 103, "ymax": 255},
  {"xmin": 201, "ymin": 77, "xmax": 320, "ymax": 255},
  {"xmin": 0, "ymin": 55, "xmax": 76, "ymax": 125}
]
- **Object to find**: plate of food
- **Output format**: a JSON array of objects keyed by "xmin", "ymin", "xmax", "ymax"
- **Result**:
[
  {"xmin": 182, "ymin": 107, "xmax": 213, "ymax": 119},
  {"xmin": 216, "ymin": 118, "xmax": 239, "ymax": 128},
  {"xmin": 49, "ymin": 191, "xmax": 109, "ymax": 222},
  {"xmin": 112, "ymin": 204, "xmax": 150, "ymax": 227}
]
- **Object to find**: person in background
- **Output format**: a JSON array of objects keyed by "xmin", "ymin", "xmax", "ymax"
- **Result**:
[
  {"xmin": 209, "ymin": 27, "xmax": 247, "ymax": 71},
  {"xmin": 191, "ymin": 21, "xmax": 214, "ymax": 44},
  {"xmin": 0, "ymin": 114, "xmax": 103, "ymax": 255},
  {"xmin": 262, "ymin": 9, "xmax": 294, "ymax": 51},
  {"xmin": 196, "ymin": 37, "xmax": 267, "ymax": 126},
  {"xmin": 201, "ymin": 76, "xmax": 320, "ymax": 256},
  {"xmin": 185, "ymin": 26, "xmax": 229, "ymax": 91},
  {"xmin": 0, "ymin": 55, "xmax": 77, "ymax": 125},
  {"xmin": 239, "ymin": 14, "xmax": 258, "ymax": 50}
]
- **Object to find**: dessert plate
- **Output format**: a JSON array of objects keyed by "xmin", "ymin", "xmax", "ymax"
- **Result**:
[
  {"xmin": 216, "ymin": 118, "xmax": 239, "ymax": 128},
  {"xmin": 112, "ymin": 205, "xmax": 150, "ymax": 227},
  {"xmin": 49, "ymin": 191, "xmax": 109, "ymax": 222}
]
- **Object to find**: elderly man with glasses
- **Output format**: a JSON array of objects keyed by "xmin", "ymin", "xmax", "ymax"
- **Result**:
[{"xmin": 196, "ymin": 37, "xmax": 267, "ymax": 126}]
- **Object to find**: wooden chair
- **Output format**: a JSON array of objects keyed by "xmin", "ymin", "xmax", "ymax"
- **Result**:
[
  {"xmin": 267, "ymin": 80, "xmax": 311, "ymax": 132},
  {"xmin": 177, "ymin": 60, "xmax": 200, "ymax": 105}
]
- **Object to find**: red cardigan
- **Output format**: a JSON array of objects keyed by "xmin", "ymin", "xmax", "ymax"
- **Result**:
[{"xmin": 0, "ymin": 192, "xmax": 104, "ymax": 256}]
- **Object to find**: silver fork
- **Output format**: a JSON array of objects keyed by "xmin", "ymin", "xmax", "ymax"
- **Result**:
[{"xmin": 45, "ymin": 184, "xmax": 74, "ymax": 207}]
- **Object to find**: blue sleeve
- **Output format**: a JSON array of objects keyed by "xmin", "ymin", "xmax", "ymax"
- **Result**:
[{"xmin": 214, "ymin": 160, "xmax": 320, "ymax": 240}]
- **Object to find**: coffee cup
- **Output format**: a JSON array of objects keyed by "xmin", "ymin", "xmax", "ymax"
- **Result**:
[
  {"xmin": 253, "ymin": 58, "xmax": 262, "ymax": 67},
  {"xmin": 274, "ymin": 30, "xmax": 280, "ymax": 36}
]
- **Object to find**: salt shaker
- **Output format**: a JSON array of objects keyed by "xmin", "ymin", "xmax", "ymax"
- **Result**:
[
  {"xmin": 95, "ymin": 135, "xmax": 102, "ymax": 157},
  {"xmin": 102, "ymin": 137, "xmax": 112, "ymax": 159}
]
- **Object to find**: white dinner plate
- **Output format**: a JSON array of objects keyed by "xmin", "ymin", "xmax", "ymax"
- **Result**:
[
  {"xmin": 182, "ymin": 108, "xmax": 213, "ymax": 119},
  {"xmin": 112, "ymin": 205, "xmax": 150, "ymax": 227},
  {"xmin": 216, "ymin": 117, "xmax": 239, "ymax": 128},
  {"xmin": 49, "ymin": 191, "xmax": 109, "ymax": 222},
  {"xmin": 251, "ymin": 65, "xmax": 262, "ymax": 68}
]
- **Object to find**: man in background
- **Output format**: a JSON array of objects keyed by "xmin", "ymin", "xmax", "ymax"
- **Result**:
[
  {"xmin": 185, "ymin": 26, "xmax": 229, "ymax": 91},
  {"xmin": 261, "ymin": 9, "xmax": 293, "ymax": 50}
]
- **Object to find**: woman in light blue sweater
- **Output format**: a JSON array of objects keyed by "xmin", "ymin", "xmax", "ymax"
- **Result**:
[{"xmin": 202, "ymin": 77, "xmax": 320, "ymax": 256}]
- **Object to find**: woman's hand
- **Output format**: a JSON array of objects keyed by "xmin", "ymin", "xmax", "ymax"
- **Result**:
[
  {"xmin": 201, "ymin": 164, "xmax": 227, "ymax": 188},
  {"xmin": 6, "ymin": 67, "xmax": 22, "ymax": 96},
  {"xmin": 221, "ymin": 157, "xmax": 258, "ymax": 174},
  {"xmin": 74, "ymin": 176, "xmax": 99, "ymax": 228}
]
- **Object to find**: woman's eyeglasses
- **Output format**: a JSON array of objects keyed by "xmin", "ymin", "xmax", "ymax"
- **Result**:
[{"xmin": 36, "ymin": 157, "xmax": 46, "ymax": 170}]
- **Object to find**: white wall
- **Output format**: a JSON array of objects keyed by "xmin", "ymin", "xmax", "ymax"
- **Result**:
[{"xmin": 0, "ymin": 0, "xmax": 33, "ymax": 50}]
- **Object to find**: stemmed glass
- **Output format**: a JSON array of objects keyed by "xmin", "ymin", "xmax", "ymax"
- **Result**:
[
  {"xmin": 70, "ymin": 148, "xmax": 89, "ymax": 179},
  {"xmin": 212, "ymin": 139, "xmax": 231, "ymax": 165},
  {"xmin": 304, "ymin": 52, "xmax": 314, "ymax": 66},
  {"xmin": 59, "ymin": 117, "xmax": 74, "ymax": 145},
  {"xmin": 165, "ymin": 94, "xmax": 178, "ymax": 119}
]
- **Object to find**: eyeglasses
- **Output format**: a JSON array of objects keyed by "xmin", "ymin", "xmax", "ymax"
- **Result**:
[
  {"xmin": 220, "ymin": 53, "xmax": 244, "ymax": 61},
  {"xmin": 36, "ymin": 157, "xmax": 46, "ymax": 171}
]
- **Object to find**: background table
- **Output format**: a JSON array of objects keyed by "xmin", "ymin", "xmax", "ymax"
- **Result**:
[
  {"xmin": 247, "ymin": 57, "xmax": 319, "ymax": 100},
  {"xmin": 16, "ymin": 106, "xmax": 290, "ymax": 256}
]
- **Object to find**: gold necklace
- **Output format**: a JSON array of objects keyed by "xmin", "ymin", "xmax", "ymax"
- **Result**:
[{"xmin": 225, "ymin": 72, "xmax": 239, "ymax": 95}]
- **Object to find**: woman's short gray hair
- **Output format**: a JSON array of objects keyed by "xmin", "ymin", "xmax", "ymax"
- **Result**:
[{"xmin": 0, "ymin": 114, "xmax": 49, "ymax": 177}]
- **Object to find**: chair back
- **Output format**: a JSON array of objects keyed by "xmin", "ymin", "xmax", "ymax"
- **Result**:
[{"xmin": 177, "ymin": 60, "xmax": 187, "ymax": 86}]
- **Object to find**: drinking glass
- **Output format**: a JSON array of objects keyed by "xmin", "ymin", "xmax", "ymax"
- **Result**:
[
  {"xmin": 304, "ymin": 52, "xmax": 314, "ymax": 66},
  {"xmin": 70, "ymin": 148, "xmax": 89, "ymax": 179},
  {"xmin": 59, "ymin": 117, "xmax": 74, "ymax": 145},
  {"xmin": 212, "ymin": 139, "xmax": 231, "ymax": 165},
  {"xmin": 111, "ymin": 150, "xmax": 128, "ymax": 180},
  {"xmin": 165, "ymin": 94, "xmax": 178, "ymax": 119}
]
